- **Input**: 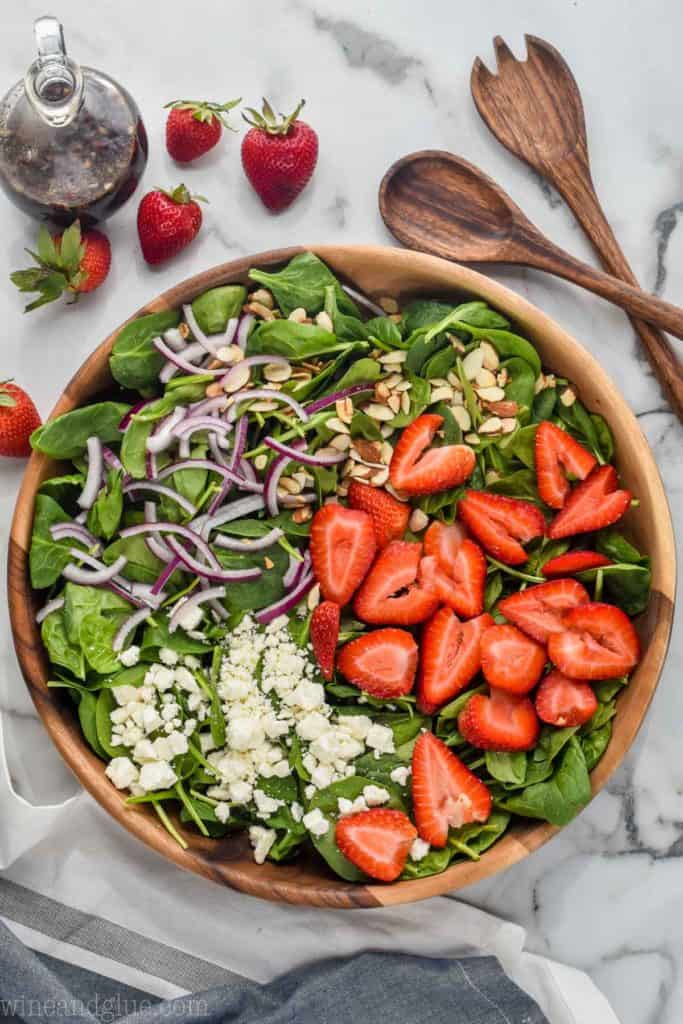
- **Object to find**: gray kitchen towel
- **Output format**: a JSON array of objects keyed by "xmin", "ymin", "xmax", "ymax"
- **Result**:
[{"xmin": 0, "ymin": 916, "xmax": 548, "ymax": 1024}]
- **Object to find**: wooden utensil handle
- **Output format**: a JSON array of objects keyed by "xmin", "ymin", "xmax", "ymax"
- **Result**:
[
  {"xmin": 528, "ymin": 238, "xmax": 683, "ymax": 341},
  {"xmin": 550, "ymin": 160, "xmax": 683, "ymax": 417}
]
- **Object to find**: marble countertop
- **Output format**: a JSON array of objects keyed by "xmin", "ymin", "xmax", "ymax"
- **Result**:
[{"xmin": 0, "ymin": 1, "xmax": 681, "ymax": 1021}]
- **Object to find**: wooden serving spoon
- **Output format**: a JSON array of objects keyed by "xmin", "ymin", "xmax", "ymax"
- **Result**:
[
  {"xmin": 378, "ymin": 150, "xmax": 683, "ymax": 344},
  {"xmin": 471, "ymin": 34, "xmax": 683, "ymax": 419}
]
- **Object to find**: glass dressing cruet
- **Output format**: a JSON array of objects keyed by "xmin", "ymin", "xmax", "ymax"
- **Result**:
[{"xmin": 0, "ymin": 16, "xmax": 148, "ymax": 226}]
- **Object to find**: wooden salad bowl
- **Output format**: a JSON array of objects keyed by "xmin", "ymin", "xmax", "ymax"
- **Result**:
[{"xmin": 8, "ymin": 245, "xmax": 676, "ymax": 908}]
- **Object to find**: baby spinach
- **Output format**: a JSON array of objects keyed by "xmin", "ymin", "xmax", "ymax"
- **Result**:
[
  {"xmin": 323, "ymin": 285, "xmax": 367, "ymax": 342},
  {"xmin": 191, "ymin": 285, "xmax": 245, "ymax": 335},
  {"xmin": 532, "ymin": 388, "xmax": 557, "ymax": 422},
  {"xmin": 120, "ymin": 415, "xmax": 153, "ymax": 479},
  {"xmin": 110, "ymin": 311, "xmax": 180, "ymax": 392},
  {"xmin": 350, "ymin": 410, "xmax": 382, "ymax": 441},
  {"xmin": 503, "ymin": 357, "xmax": 536, "ymax": 410},
  {"xmin": 578, "ymin": 563, "xmax": 651, "ymax": 617},
  {"xmin": 453, "ymin": 302, "xmax": 510, "ymax": 330},
  {"xmin": 41, "ymin": 609, "xmax": 86, "ymax": 680},
  {"xmin": 389, "ymin": 373, "xmax": 431, "ymax": 428},
  {"xmin": 404, "ymin": 330, "xmax": 448, "ymax": 374},
  {"xmin": 423, "ymin": 346, "xmax": 456, "ymax": 379},
  {"xmin": 497, "ymin": 737, "xmax": 591, "ymax": 825},
  {"xmin": 402, "ymin": 299, "xmax": 455, "ymax": 334},
  {"xmin": 80, "ymin": 612, "xmax": 126, "ymax": 675},
  {"xmin": 249, "ymin": 252, "xmax": 359, "ymax": 317},
  {"xmin": 502, "ymin": 424, "xmax": 537, "ymax": 469},
  {"xmin": 87, "ymin": 469, "xmax": 123, "ymax": 540},
  {"xmin": 141, "ymin": 616, "xmax": 209, "ymax": 655},
  {"xmin": 557, "ymin": 398, "xmax": 601, "ymax": 457},
  {"xmin": 38, "ymin": 473, "xmax": 85, "ymax": 508},
  {"xmin": 31, "ymin": 402, "xmax": 130, "ymax": 459},
  {"xmin": 63, "ymin": 583, "xmax": 131, "ymax": 645},
  {"xmin": 484, "ymin": 572, "xmax": 503, "ymax": 612},
  {"xmin": 364, "ymin": 317, "xmax": 402, "ymax": 347},
  {"xmin": 590, "ymin": 413, "xmax": 614, "ymax": 462},
  {"xmin": 334, "ymin": 358, "xmax": 381, "ymax": 391},
  {"xmin": 581, "ymin": 722, "xmax": 613, "ymax": 772},
  {"xmin": 95, "ymin": 689, "xmax": 120, "ymax": 758},
  {"xmin": 419, "ymin": 306, "xmax": 541, "ymax": 376},
  {"xmin": 216, "ymin": 542, "xmax": 289, "ymax": 611},
  {"xmin": 486, "ymin": 469, "xmax": 541, "ymax": 504},
  {"xmin": 78, "ymin": 691, "xmax": 106, "ymax": 759},
  {"xmin": 30, "ymin": 494, "xmax": 74, "ymax": 588},
  {"xmin": 449, "ymin": 811, "xmax": 512, "ymax": 860},
  {"xmin": 247, "ymin": 320, "xmax": 350, "ymax": 360},
  {"xmin": 486, "ymin": 750, "xmax": 527, "ymax": 786},
  {"xmin": 103, "ymin": 534, "xmax": 164, "ymax": 584}
]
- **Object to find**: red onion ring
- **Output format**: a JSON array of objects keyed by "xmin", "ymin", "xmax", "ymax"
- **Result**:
[
  {"xmin": 63, "ymin": 552, "xmax": 128, "ymax": 586},
  {"xmin": 77, "ymin": 436, "xmax": 104, "ymax": 510},
  {"xmin": 255, "ymin": 572, "xmax": 315, "ymax": 625},
  {"xmin": 154, "ymin": 336, "xmax": 226, "ymax": 377},
  {"xmin": 264, "ymin": 436, "xmax": 345, "ymax": 467},
  {"xmin": 169, "ymin": 586, "xmax": 227, "ymax": 633},
  {"xmin": 226, "ymin": 388, "xmax": 308, "ymax": 424},
  {"xmin": 123, "ymin": 481, "xmax": 197, "ymax": 517},
  {"xmin": 264, "ymin": 440, "xmax": 305, "ymax": 516},
  {"xmin": 213, "ymin": 527, "xmax": 284, "ymax": 551},
  {"xmin": 236, "ymin": 313, "xmax": 254, "ymax": 351},
  {"xmin": 166, "ymin": 536, "xmax": 261, "ymax": 582},
  {"xmin": 36, "ymin": 596, "xmax": 65, "ymax": 625},
  {"xmin": 112, "ymin": 607, "xmax": 153, "ymax": 652}
]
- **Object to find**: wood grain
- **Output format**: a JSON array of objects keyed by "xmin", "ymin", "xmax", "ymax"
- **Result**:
[
  {"xmin": 471, "ymin": 33, "xmax": 683, "ymax": 420},
  {"xmin": 379, "ymin": 150, "xmax": 683, "ymax": 343},
  {"xmin": 8, "ymin": 245, "xmax": 676, "ymax": 908}
]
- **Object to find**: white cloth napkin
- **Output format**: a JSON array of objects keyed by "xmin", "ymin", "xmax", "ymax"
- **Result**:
[{"xmin": 0, "ymin": 709, "xmax": 620, "ymax": 1024}]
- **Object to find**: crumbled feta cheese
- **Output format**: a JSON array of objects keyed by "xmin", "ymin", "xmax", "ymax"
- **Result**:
[
  {"xmin": 390, "ymin": 765, "xmax": 411, "ymax": 787},
  {"xmin": 410, "ymin": 838, "xmax": 430, "ymax": 862},
  {"xmin": 295, "ymin": 711, "xmax": 330, "ymax": 742},
  {"xmin": 271, "ymin": 759, "xmax": 291, "ymax": 779},
  {"xmin": 141, "ymin": 706, "xmax": 163, "ymax": 734},
  {"xmin": 363, "ymin": 785, "xmax": 390, "ymax": 807},
  {"xmin": 286, "ymin": 681, "xmax": 325, "ymax": 710},
  {"xmin": 249, "ymin": 825, "xmax": 276, "ymax": 864},
  {"xmin": 184, "ymin": 655, "xmax": 201, "ymax": 670},
  {"xmin": 147, "ymin": 665, "xmax": 175, "ymax": 692},
  {"xmin": 174, "ymin": 667, "xmax": 198, "ymax": 692},
  {"xmin": 215, "ymin": 802, "xmax": 231, "ymax": 824},
  {"xmin": 119, "ymin": 645, "xmax": 140, "ymax": 668},
  {"xmin": 338, "ymin": 715, "xmax": 373, "ymax": 741},
  {"xmin": 152, "ymin": 736, "xmax": 172, "ymax": 761},
  {"xmin": 310, "ymin": 763, "xmax": 334, "ymax": 790},
  {"xmin": 167, "ymin": 730, "xmax": 188, "ymax": 757},
  {"xmin": 139, "ymin": 760, "xmax": 177, "ymax": 792},
  {"xmin": 174, "ymin": 601, "xmax": 204, "ymax": 632},
  {"xmin": 187, "ymin": 692, "xmax": 203, "ymax": 711},
  {"xmin": 112, "ymin": 684, "xmax": 140, "ymax": 706},
  {"xmin": 184, "ymin": 719, "xmax": 197, "ymax": 736},
  {"xmin": 228, "ymin": 718, "xmax": 265, "ymax": 752},
  {"xmin": 161, "ymin": 703, "xmax": 180, "ymax": 722},
  {"xmin": 105, "ymin": 757, "xmax": 139, "ymax": 790},
  {"xmin": 133, "ymin": 738, "xmax": 157, "ymax": 763},
  {"xmin": 254, "ymin": 789, "xmax": 283, "ymax": 817},
  {"xmin": 228, "ymin": 780, "xmax": 253, "ymax": 804},
  {"xmin": 365, "ymin": 723, "xmax": 395, "ymax": 755},
  {"xmin": 291, "ymin": 801, "xmax": 303, "ymax": 822},
  {"xmin": 158, "ymin": 646, "xmax": 179, "ymax": 666},
  {"xmin": 302, "ymin": 807, "xmax": 329, "ymax": 837},
  {"xmin": 304, "ymin": 784, "xmax": 316, "ymax": 801}
]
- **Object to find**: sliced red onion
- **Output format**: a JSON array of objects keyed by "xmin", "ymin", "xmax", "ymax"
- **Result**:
[
  {"xmin": 264, "ymin": 440, "xmax": 305, "ymax": 516},
  {"xmin": 219, "ymin": 354, "xmax": 289, "ymax": 390},
  {"xmin": 201, "ymin": 495, "xmax": 265, "ymax": 535},
  {"xmin": 74, "ymin": 510, "xmax": 87, "ymax": 525},
  {"xmin": 143, "ymin": 502, "xmax": 173, "ymax": 562},
  {"xmin": 190, "ymin": 395, "xmax": 228, "ymax": 417},
  {"xmin": 151, "ymin": 556, "xmax": 182, "ymax": 595},
  {"xmin": 264, "ymin": 436, "xmax": 345, "ymax": 466},
  {"xmin": 279, "ymin": 491, "xmax": 316, "ymax": 507},
  {"xmin": 183, "ymin": 303, "xmax": 221, "ymax": 354},
  {"xmin": 36, "ymin": 596, "xmax": 65, "ymax": 625},
  {"xmin": 102, "ymin": 446, "xmax": 123, "ymax": 472},
  {"xmin": 305, "ymin": 382, "xmax": 375, "ymax": 416},
  {"xmin": 230, "ymin": 416, "xmax": 248, "ymax": 464},
  {"xmin": 158, "ymin": 458, "xmax": 262, "ymax": 496},
  {"xmin": 159, "ymin": 338, "xmax": 208, "ymax": 381},
  {"xmin": 236, "ymin": 313, "xmax": 254, "ymax": 351},
  {"xmin": 112, "ymin": 607, "xmax": 153, "ymax": 652},
  {"xmin": 227, "ymin": 389, "xmax": 308, "ymax": 424},
  {"xmin": 223, "ymin": 316, "xmax": 239, "ymax": 345},
  {"xmin": 77, "ymin": 437, "xmax": 104, "ymax": 510},
  {"xmin": 119, "ymin": 399, "xmax": 152, "ymax": 431},
  {"xmin": 173, "ymin": 416, "xmax": 232, "ymax": 442},
  {"xmin": 147, "ymin": 407, "xmax": 187, "ymax": 454},
  {"xmin": 214, "ymin": 527, "xmax": 284, "ymax": 551},
  {"xmin": 169, "ymin": 587, "xmax": 227, "ymax": 633},
  {"xmin": 162, "ymin": 326, "xmax": 187, "ymax": 352},
  {"xmin": 208, "ymin": 433, "xmax": 230, "ymax": 468},
  {"xmin": 256, "ymin": 572, "xmax": 315, "ymax": 625},
  {"xmin": 120, "ymin": 522, "xmax": 220, "ymax": 569},
  {"xmin": 123, "ymin": 481, "xmax": 197, "ymax": 516},
  {"xmin": 130, "ymin": 583, "xmax": 166, "ymax": 607},
  {"xmin": 341, "ymin": 283, "xmax": 385, "ymax": 318},
  {"xmin": 63, "ymin": 552, "xmax": 128, "ymax": 586},
  {"xmin": 145, "ymin": 450, "xmax": 158, "ymax": 479},
  {"xmin": 50, "ymin": 522, "xmax": 99, "ymax": 549},
  {"xmin": 154, "ymin": 336, "xmax": 225, "ymax": 377},
  {"xmin": 166, "ymin": 536, "xmax": 261, "ymax": 582},
  {"xmin": 238, "ymin": 457, "xmax": 257, "ymax": 483},
  {"xmin": 283, "ymin": 552, "xmax": 302, "ymax": 589}
]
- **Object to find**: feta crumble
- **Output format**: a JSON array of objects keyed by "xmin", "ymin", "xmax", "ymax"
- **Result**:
[{"xmin": 410, "ymin": 838, "xmax": 431, "ymax": 862}]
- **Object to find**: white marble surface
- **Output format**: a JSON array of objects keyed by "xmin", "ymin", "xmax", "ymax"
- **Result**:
[{"xmin": 0, "ymin": 0, "xmax": 681, "ymax": 1020}]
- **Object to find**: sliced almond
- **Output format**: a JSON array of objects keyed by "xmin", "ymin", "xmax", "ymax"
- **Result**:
[
  {"xmin": 452, "ymin": 405, "xmax": 471, "ymax": 432},
  {"xmin": 374, "ymin": 381, "xmax": 391, "ymax": 402},
  {"xmin": 315, "ymin": 311, "xmax": 334, "ymax": 333},
  {"xmin": 430, "ymin": 386, "xmax": 453, "ymax": 403},
  {"xmin": 393, "ymin": 379, "xmax": 411, "ymax": 392},
  {"xmin": 384, "ymin": 373, "xmax": 403, "ymax": 389},
  {"xmin": 500, "ymin": 417, "xmax": 518, "ymax": 434},
  {"xmin": 307, "ymin": 583, "xmax": 321, "ymax": 610},
  {"xmin": 480, "ymin": 340, "xmax": 500, "ymax": 371},
  {"xmin": 370, "ymin": 467, "xmax": 390, "ymax": 486},
  {"xmin": 479, "ymin": 416, "xmax": 503, "ymax": 435},
  {"xmin": 363, "ymin": 403, "xmax": 395, "ymax": 422},
  {"xmin": 497, "ymin": 368, "xmax": 509, "ymax": 387},
  {"xmin": 450, "ymin": 390, "xmax": 464, "ymax": 407},
  {"xmin": 380, "ymin": 424, "xmax": 394, "ymax": 438},
  {"xmin": 483, "ymin": 399, "xmax": 518, "ymax": 417},
  {"xmin": 223, "ymin": 363, "xmax": 251, "ymax": 393},
  {"xmin": 329, "ymin": 434, "xmax": 351, "ymax": 451},
  {"xmin": 379, "ymin": 350, "xmax": 407, "ymax": 365},
  {"xmin": 379, "ymin": 296, "xmax": 399, "ymax": 314},
  {"xmin": 560, "ymin": 387, "xmax": 576, "ymax": 407},
  {"xmin": 476, "ymin": 386, "xmax": 506, "ymax": 402},
  {"xmin": 326, "ymin": 416, "xmax": 350, "ymax": 435},
  {"xmin": 352, "ymin": 438, "xmax": 383, "ymax": 463},
  {"xmin": 293, "ymin": 505, "xmax": 313, "ymax": 524},
  {"xmin": 288, "ymin": 307, "xmax": 308, "ymax": 324},
  {"xmin": 254, "ymin": 453, "xmax": 268, "ymax": 471},
  {"xmin": 278, "ymin": 477, "xmax": 300, "ymax": 494},
  {"xmin": 475, "ymin": 367, "xmax": 497, "ymax": 388},
  {"xmin": 385, "ymin": 482, "xmax": 410, "ymax": 502},
  {"xmin": 342, "ymin": 459, "xmax": 355, "ymax": 477},
  {"xmin": 387, "ymin": 393, "xmax": 401, "ymax": 414},
  {"xmin": 250, "ymin": 288, "xmax": 274, "ymax": 309},
  {"xmin": 335, "ymin": 397, "xmax": 354, "ymax": 424},
  {"xmin": 264, "ymin": 555, "xmax": 275, "ymax": 569},
  {"xmin": 317, "ymin": 445, "xmax": 344, "ymax": 460},
  {"xmin": 447, "ymin": 332, "xmax": 466, "ymax": 353},
  {"xmin": 179, "ymin": 322, "xmax": 190, "ymax": 339},
  {"xmin": 462, "ymin": 347, "xmax": 484, "ymax": 380},
  {"xmin": 409, "ymin": 508, "xmax": 429, "ymax": 532},
  {"xmin": 430, "ymin": 378, "xmax": 450, "ymax": 388},
  {"xmin": 400, "ymin": 391, "xmax": 411, "ymax": 415},
  {"xmin": 464, "ymin": 432, "xmax": 480, "ymax": 445},
  {"xmin": 248, "ymin": 400, "xmax": 277, "ymax": 412},
  {"xmin": 264, "ymin": 362, "xmax": 292, "ymax": 383},
  {"xmin": 205, "ymin": 382, "xmax": 224, "ymax": 398},
  {"xmin": 351, "ymin": 463, "xmax": 373, "ymax": 479},
  {"xmin": 380, "ymin": 441, "xmax": 394, "ymax": 464},
  {"xmin": 216, "ymin": 343, "xmax": 244, "ymax": 364},
  {"xmin": 245, "ymin": 301, "xmax": 275, "ymax": 321}
]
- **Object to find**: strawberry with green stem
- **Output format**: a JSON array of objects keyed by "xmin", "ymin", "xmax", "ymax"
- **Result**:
[
  {"xmin": 165, "ymin": 98, "xmax": 241, "ymax": 162},
  {"xmin": 137, "ymin": 184, "xmax": 206, "ymax": 266},
  {"xmin": 241, "ymin": 98, "xmax": 318, "ymax": 212},
  {"xmin": 0, "ymin": 381, "xmax": 41, "ymax": 457},
  {"xmin": 10, "ymin": 221, "xmax": 111, "ymax": 312}
]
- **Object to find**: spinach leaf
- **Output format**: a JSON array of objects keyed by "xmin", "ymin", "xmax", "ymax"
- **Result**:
[
  {"xmin": 247, "ymin": 320, "xmax": 349, "ymax": 360},
  {"xmin": 39, "ymin": 473, "xmax": 85, "ymax": 508},
  {"xmin": 523, "ymin": 725, "xmax": 578, "ymax": 786},
  {"xmin": 63, "ymin": 583, "xmax": 131, "ymax": 645},
  {"xmin": 486, "ymin": 750, "xmax": 527, "ymax": 786},
  {"xmin": 590, "ymin": 414, "xmax": 614, "ymax": 462},
  {"xmin": 498, "ymin": 737, "xmax": 591, "ymax": 825},
  {"xmin": 402, "ymin": 299, "xmax": 455, "ymax": 334},
  {"xmin": 120, "ymin": 415, "xmax": 154, "ymax": 479},
  {"xmin": 41, "ymin": 609, "xmax": 86, "ymax": 680},
  {"xmin": 401, "ymin": 846, "xmax": 453, "ymax": 879},
  {"xmin": 364, "ymin": 317, "xmax": 402, "ymax": 347},
  {"xmin": 486, "ymin": 469, "xmax": 541, "ymax": 504},
  {"xmin": 436, "ymin": 684, "xmax": 487, "ymax": 732},
  {"xmin": 110, "ymin": 311, "xmax": 180, "ymax": 391},
  {"xmin": 87, "ymin": 469, "xmax": 123, "ymax": 540},
  {"xmin": 581, "ymin": 722, "xmax": 612, "ymax": 772},
  {"xmin": 503, "ymin": 357, "xmax": 536, "ymax": 409},
  {"xmin": 80, "ymin": 612, "xmax": 125, "ymax": 675},
  {"xmin": 484, "ymin": 572, "xmax": 503, "ymax": 612},
  {"xmin": 78, "ymin": 691, "xmax": 106, "ymax": 758},
  {"xmin": 423, "ymin": 346, "xmax": 456, "ymax": 379},
  {"xmin": 557, "ymin": 398, "xmax": 600, "ymax": 455},
  {"xmin": 593, "ymin": 677, "xmax": 628, "ymax": 703},
  {"xmin": 30, "ymin": 494, "xmax": 73, "ymax": 588},
  {"xmin": 532, "ymin": 388, "xmax": 557, "ymax": 423},
  {"xmin": 389, "ymin": 372, "xmax": 431, "ymax": 428},
  {"xmin": 454, "ymin": 302, "xmax": 510, "ymax": 330},
  {"xmin": 334, "ymin": 358, "xmax": 381, "ymax": 391},
  {"xmin": 104, "ymin": 534, "xmax": 164, "ymax": 585},
  {"xmin": 95, "ymin": 689, "xmax": 120, "ymax": 757},
  {"xmin": 216, "ymin": 542, "xmax": 289, "ymax": 611},
  {"xmin": 449, "ymin": 811, "xmax": 512, "ymax": 860},
  {"xmin": 503, "ymin": 424, "xmax": 537, "ymax": 469},
  {"xmin": 191, "ymin": 285, "xmax": 245, "ymax": 334},
  {"xmin": 578, "ymin": 563, "xmax": 651, "ymax": 617},
  {"xmin": 595, "ymin": 530, "xmax": 645, "ymax": 565},
  {"xmin": 141, "ymin": 616, "xmax": 209, "ymax": 655},
  {"xmin": 249, "ymin": 253, "xmax": 359, "ymax": 317},
  {"xmin": 323, "ymin": 285, "xmax": 367, "ymax": 342},
  {"xmin": 404, "ymin": 329, "xmax": 448, "ymax": 375},
  {"xmin": 31, "ymin": 402, "xmax": 130, "ymax": 459},
  {"xmin": 350, "ymin": 409, "xmax": 382, "ymax": 441},
  {"xmin": 431, "ymin": 403, "xmax": 462, "ymax": 445},
  {"xmin": 464, "ymin": 327, "xmax": 541, "ymax": 376}
]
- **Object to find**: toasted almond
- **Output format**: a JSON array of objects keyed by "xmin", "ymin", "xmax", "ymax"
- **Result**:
[
  {"xmin": 379, "ymin": 296, "xmax": 399, "ymax": 314},
  {"xmin": 205, "ymin": 382, "xmax": 224, "ymax": 398},
  {"xmin": 306, "ymin": 583, "xmax": 321, "ymax": 610},
  {"xmin": 464, "ymin": 432, "xmax": 480, "ymax": 445},
  {"xmin": 363, "ymin": 403, "xmax": 395, "ymax": 422},
  {"xmin": 351, "ymin": 463, "xmax": 373, "ymax": 479},
  {"xmin": 430, "ymin": 378, "xmax": 450, "ymax": 388},
  {"xmin": 330, "ymin": 433, "xmax": 351, "ymax": 451},
  {"xmin": 380, "ymin": 441, "xmax": 394, "ymax": 463},
  {"xmin": 291, "ymin": 370, "xmax": 313, "ymax": 382},
  {"xmin": 409, "ymin": 508, "xmax": 429, "ymax": 532},
  {"xmin": 475, "ymin": 367, "xmax": 497, "ymax": 388},
  {"xmin": 486, "ymin": 469, "xmax": 501, "ymax": 484},
  {"xmin": 264, "ymin": 555, "xmax": 274, "ymax": 569},
  {"xmin": 476, "ymin": 386, "xmax": 507, "ymax": 402},
  {"xmin": 479, "ymin": 416, "xmax": 503, "ymax": 435},
  {"xmin": 483, "ymin": 400, "xmax": 518, "ymax": 417},
  {"xmin": 385, "ymin": 482, "xmax": 410, "ymax": 502},
  {"xmin": 447, "ymin": 332, "xmax": 466, "ymax": 353},
  {"xmin": 450, "ymin": 390, "xmax": 464, "ymax": 407},
  {"xmin": 335, "ymin": 397, "xmax": 354, "ymax": 423},
  {"xmin": 278, "ymin": 477, "xmax": 300, "ymax": 494},
  {"xmin": 246, "ymin": 301, "xmax": 275, "ymax": 321},
  {"xmin": 389, "ymin": 313, "xmax": 403, "ymax": 324},
  {"xmin": 374, "ymin": 381, "xmax": 391, "ymax": 401},
  {"xmin": 380, "ymin": 424, "xmax": 394, "ymax": 438},
  {"xmin": 293, "ymin": 505, "xmax": 313, "ymax": 524},
  {"xmin": 379, "ymin": 350, "xmax": 407, "ymax": 365},
  {"xmin": 283, "ymin": 494, "xmax": 311, "ymax": 507},
  {"xmin": 400, "ymin": 391, "xmax": 411, "ymax": 415},
  {"xmin": 262, "ymin": 381, "xmax": 282, "ymax": 391},
  {"xmin": 560, "ymin": 387, "xmax": 576, "ymax": 407},
  {"xmin": 179, "ymin": 322, "xmax": 190, "ymax": 339},
  {"xmin": 223, "ymin": 362, "xmax": 251, "ymax": 393},
  {"xmin": 317, "ymin": 445, "xmax": 344, "ymax": 460},
  {"xmin": 387, "ymin": 393, "xmax": 401, "ymax": 414},
  {"xmin": 216, "ymin": 343, "xmax": 244, "ymax": 364},
  {"xmin": 315, "ymin": 311, "xmax": 334, "ymax": 333},
  {"xmin": 254, "ymin": 453, "xmax": 268, "ymax": 471},
  {"xmin": 370, "ymin": 467, "xmax": 390, "ymax": 486},
  {"xmin": 336, "ymin": 484, "xmax": 349, "ymax": 497},
  {"xmin": 352, "ymin": 439, "xmax": 383, "ymax": 463},
  {"xmin": 480, "ymin": 340, "xmax": 500, "ymax": 371},
  {"xmin": 462, "ymin": 347, "xmax": 484, "ymax": 380},
  {"xmin": 393, "ymin": 380, "xmax": 411, "ymax": 393},
  {"xmin": 207, "ymin": 357, "xmax": 222, "ymax": 370},
  {"xmin": 248, "ymin": 400, "xmax": 278, "ymax": 412},
  {"xmin": 447, "ymin": 371, "xmax": 460, "ymax": 387},
  {"xmin": 452, "ymin": 405, "xmax": 471, "ymax": 431},
  {"xmin": 291, "ymin": 471, "xmax": 310, "ymax": 488},
  {"xmin": 497, "ymin": 368, "xmax": 509, "ymax": 387},
  {"xmin": 326, "ymin": 416, "xmax": 350, "ymax": 435},
  {"xmin": 264, "ymin": 362, "xmax": 292, "ymax": 383},
  {"xmin": 500, "ymin": 418, "xmax": 518, "ymax": 434},
  {"xmin": 289, "ymin": 307, "xmax": 308, "ymax": 323},
  {"xmin": 250, "ymin": 288, "xmax": 274, "ymax": 309},
  {"xmin": 431, "ymin": 386, "xmax": 454, "ymax": 403},
  {"xmin": 384, "ymin": 373, "xmax": 403, "ymax": 389}
]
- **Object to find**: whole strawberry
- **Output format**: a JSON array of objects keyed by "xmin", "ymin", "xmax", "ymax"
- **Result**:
[
  {"xmin": 241, "ymin": 98, "xmax": 318, "ymax": 212},
  {"xmin": 0, "ymin": 381, "xmax": 41, "ymax": 457},
  {"xmin": 165, "ymin": 98, "xmax": 241, "ymax": 163},
  {"xmin": 137, "ymin": 184, "xmax": 205, "ymax": 265},
  {"xmin": 10, "ymin": 221, "xmax": 111, "ymax": 312}
]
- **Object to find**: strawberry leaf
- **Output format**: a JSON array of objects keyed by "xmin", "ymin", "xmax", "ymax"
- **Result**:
[
  {"xmin": 57, "ymin": 222, "xmax": 84, "ymax": 273},
  {"xmin": 22, "ymin": 272, "xmax": 69, "ymax": 312},
  {"xmin": 36, "ymin": 226, "xmax": 58, "ymax": 266}
]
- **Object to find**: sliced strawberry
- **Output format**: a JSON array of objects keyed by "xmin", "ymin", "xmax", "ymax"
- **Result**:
[
  {"xmin": 547, "ymin": 602, "xmax": 640, "ymax": 680},
  {"xmin": 337, "ymin": 628, "xmax": 418, "ymax": 698},
  {"xmin": 347, "ymin": 480, "xmax": 410, "ymax": 548},
  {"xmin": 535, "ymin": 670, "xmax": 598, "ymax": 727},
  {"xmin": 542, "ymin": 550, "xmax": 612, "ymax": 577},
  {"xmin": 534, "ymin": 421, "xmax": 597, "ymax": 509},
  {"xmin": 458, "ymin": 688, "xmax": 540, "ymax": 751},
  {"xmin": 389, "ymin": 414, "xmax": 476, "ymax": 496},
  {"xmin": 480, "ymin": 624, "xmax": 546, "ymax": 694},
  {"xmin": 458, "ymin": 491, "xmax": 545, "ymax": 565},
  {"xmin": 498, "ymin": 579, "xmax": 590, "ymax": 644},
  {"xmin": 310, "ymin": 601, "xmax": 340, "ymax": 681},
  {"xmin": 411, "ymin": 732, "xmax": 492, "ymax": 847},
  {"xmin": 335, "ymin": 808, "xmax": 417, "ymax": 882},
  {"xmin": 353, "ymin": 540, "xmax": 439, "ymax": 625},
  {"xmin": 420, "ymin": 526, "xmax": 486, "ymax": 618},
  {"xmin": 417, "ymin": 609, "xmax": 494, "ymax": 714},
  {"xmin": 309, "ymin": 504, "xmax": 376, "ymax": 606},
  {"xmin": 549, "ymin": 465, "xmax": 631, "ymax": 540},
  {"xmin": 424, "ymin": 520, "xmax": 468, "ymax": 562}
]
